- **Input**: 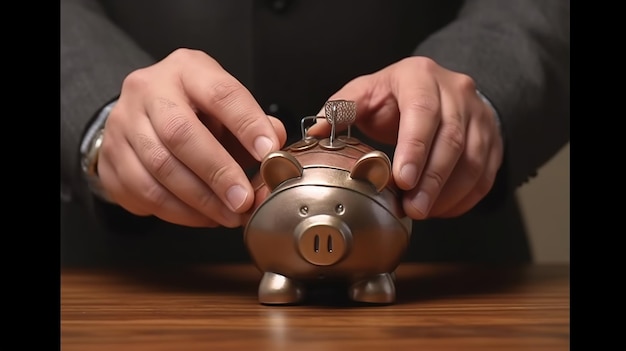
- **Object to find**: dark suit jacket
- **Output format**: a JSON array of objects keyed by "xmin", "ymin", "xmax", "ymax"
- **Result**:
[{"xmin": 60, "ymin": 0, "xmax": 570, "ymax": 266}]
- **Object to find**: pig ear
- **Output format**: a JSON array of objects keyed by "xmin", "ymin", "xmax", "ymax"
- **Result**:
[
  {"xmin": 350, "ymin": 151, "xmax": 391, "ymax": 192},
  {"xmin": 260, "ymin": 151, "xmax": 303, "ymax": 191}
]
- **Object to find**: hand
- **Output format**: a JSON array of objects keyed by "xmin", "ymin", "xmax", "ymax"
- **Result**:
[
  {"xmin": 98, "ymin": 49, "xmax": 287, "ymax": 228},
  {"xmin": 308, "ymin": 56, "xmax": 504, "ymax": 219}
]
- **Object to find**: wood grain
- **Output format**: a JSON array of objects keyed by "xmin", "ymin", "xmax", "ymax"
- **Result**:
[{"xmin": 61, "ymin": 263, "xmax": 569, "ymax": 351}]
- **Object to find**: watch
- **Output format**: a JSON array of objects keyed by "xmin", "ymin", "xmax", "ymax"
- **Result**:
[{"xmin": 79, "ymin": 98, "xmax": 118, "ymax": 203}]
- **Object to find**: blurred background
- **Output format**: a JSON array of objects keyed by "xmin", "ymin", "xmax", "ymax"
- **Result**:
[{"xmin": 517, "ymin": 143, "xmax": 570, "ymax": 263}]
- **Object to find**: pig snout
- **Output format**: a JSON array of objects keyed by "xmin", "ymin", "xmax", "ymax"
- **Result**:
[{"xmin": 294, "ymin": 214, "xmax": 352, "ymax": 266}]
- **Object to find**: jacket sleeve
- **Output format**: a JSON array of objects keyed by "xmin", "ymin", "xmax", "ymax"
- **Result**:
[
  {"xmin": 61, "ymin": 0, "xmax": 155, "ymax": 206},
  {"xmin": 414, "ymin": 0, "xmax": 570, "ymax": 192}
]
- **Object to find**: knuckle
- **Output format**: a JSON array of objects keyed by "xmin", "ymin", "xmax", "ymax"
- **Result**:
[
  {"xmin": 122, "ymin": 68, "xmax": 151, "ymax": 91},
  {"xmin": 196, "ymin": 189, "xmax": 217, "ymax": 210},
  {"xmin": 404, "ymin": 137, "xmax": 429, "ymax": 163},
  {"xmin": 148, "ymin": 145, "xmax": 176, "ymax": 179},
  {"xmin": 208, "ymin": 80, "xmax": 242, "ymax": 109},
  {"xmin": 166, "ymin": 48, "xmax": 222, "ymax": 71},
  {"xmin": 141, "ymin": 180, "xmax": 169, "ymax": 209},
  {"xmin": 160, "ymin": 112, "xmax": 195, "ymax": 147},
  {"xmin": 404, "ymin": 56, "xmax": 438, "ymax": 72},
  {"xmin": 439, "ymin": 122, "xmax": 466, "ymax": 153},
  {"xmin": 407, "ymin": 93, "xmax": 439, "ymax": 115},
  {"xmin": 232, "ymin": 110, "xmax": 261, "ymax": 137},
  {"xmin": 455, "ymin": 73, "xmax": 477, "ymax": 92},
  {"xmin": 168, "ymin": 47, "xmax": 203, "ymax": 62},
  {"xmin": 205, "ymin": 162, "xmax": 234, "ymax": 190},
  {"xmin": 423, "ymin": 169, "xmax": 446, "ymax": 192}
]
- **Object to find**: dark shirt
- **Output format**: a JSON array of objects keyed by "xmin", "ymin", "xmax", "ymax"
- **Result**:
[{"xmin": 60, "ymin": 0, "xmax": 570, "ymax": 266}]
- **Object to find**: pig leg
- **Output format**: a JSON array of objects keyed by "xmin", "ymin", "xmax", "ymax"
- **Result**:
[
  {"xmin": 348, "ymin": 273, "xmax": 395, "ymax": 304},
  {"xmin": 258, "ymin": 272, "xmax": 305, "ymax": 305}
]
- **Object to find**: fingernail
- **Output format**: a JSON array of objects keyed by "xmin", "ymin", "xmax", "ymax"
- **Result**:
[
  {"xmin": 400, "ymin": 163, "xmax": 418, "ymax": 188},
  {"xmin": 226, "ymin": 185, "xmax": 249, "ymax": 211},
  {"xmin": 411, "ymin": 191, "xmax": 430, "ymax": 216},
  {"xmin": 254, "ymin": 136, "xmax": 274, "ymax": 159}
]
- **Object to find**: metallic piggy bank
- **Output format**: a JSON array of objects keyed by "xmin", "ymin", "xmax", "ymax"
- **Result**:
[{"xmin": 244, "ymin": 100, "xmax": 412, "ymax": 305}]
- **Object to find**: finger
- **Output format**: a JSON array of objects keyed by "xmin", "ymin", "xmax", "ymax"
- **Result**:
[
  {"xmin": 307, "ymin": 75, "xmax": 373, "ymax": 137},
  {"xmin": 220, "ymin": 115, "xmax": 288, "ymax": 169},
  {"xmin": 146, "ymin": 94, "xmax": 255, "ymax": 214},
  {"xmin": 179, "ymin": 52, "xmax": 280, "ymax": 161},
  {"xmin": 102, "ymin": 155, "xmax": 219, "ymax": 228},
  {"xmin": 401, "ymin": 82, "xmax": 469, "ymax": 219},
  {"xmin": 128, "ymin": 116, "xmax": 245, "ymax": 228},
  {"xmin": 428, "ymin": 107, "xmax": 489, "ymax": 217},
  {"xmin": 308, "ymin": 74, "xmax": 403, "ymax": 145},
  {"xmin": 392, "ymin": 71, "xmax": 441, "ymax": 193},
  {"xmin": 98, "ymin": 138, "xmax": 151, "ymax": 216},
  {"xmin": 104, "ymin": 135, "xmax": 219, "ymax": 228},
  {"xmin": 436, "ymin": 139, "xmax": 503, "ymax": 218}
]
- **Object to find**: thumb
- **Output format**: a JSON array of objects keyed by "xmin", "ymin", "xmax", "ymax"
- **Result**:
[{"xmin": 307, "ymin": 75, "xmax": 373, "ymax": 137}]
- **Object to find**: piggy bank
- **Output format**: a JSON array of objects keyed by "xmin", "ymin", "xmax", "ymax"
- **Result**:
[{"xmin": 244, "ymin": 100, "xmax": 412, "ymax": 305}]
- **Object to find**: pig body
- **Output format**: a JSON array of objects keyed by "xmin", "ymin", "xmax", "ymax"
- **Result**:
[{"xmin": 244, "ymin": 136, "xmax": 412, "ymax": 305}]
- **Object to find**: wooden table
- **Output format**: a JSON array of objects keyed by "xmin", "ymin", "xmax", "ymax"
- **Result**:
[{"xmin": 61, "ymin": 263, "xmax": 569, "ymax": 351}]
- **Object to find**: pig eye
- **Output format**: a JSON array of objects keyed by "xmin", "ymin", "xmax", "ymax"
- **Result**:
[
  {"xmin": 299, "ymin": 206, "xmax": 309, "ymax": 216},
  {"xmin": 335, "ymin": 204, "xmax": 345, "ymax": 215}
]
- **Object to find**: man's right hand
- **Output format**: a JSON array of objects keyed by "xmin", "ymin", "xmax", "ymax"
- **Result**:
[{"xmin": 97, "ymin": 48, "xmax": 287, "ymax": 228}]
